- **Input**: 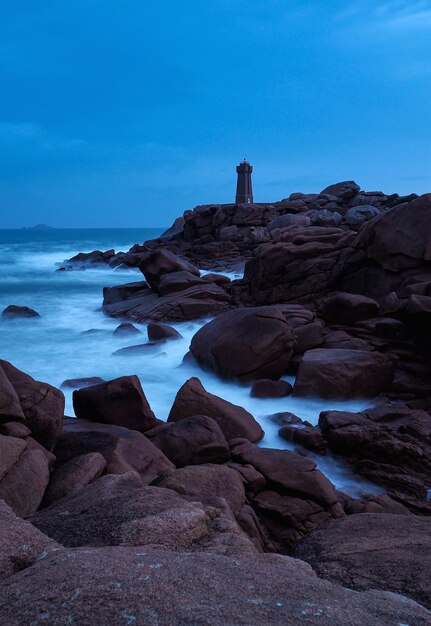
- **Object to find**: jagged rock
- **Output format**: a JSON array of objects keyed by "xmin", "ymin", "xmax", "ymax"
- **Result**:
[
  {"xmin": 294, "ymin": 513, "xmax": 431, "ymax": 609},
  {"xmin": 73, "ymin": 376, "xmax": 159, "ymax": 433},
  {"xmin": 190, "ymin": 307, "xmax": 294, "ymax": 382},
  {"xmin": 168, "ymin": 377, "xmax": 263, "ymax": 442}
]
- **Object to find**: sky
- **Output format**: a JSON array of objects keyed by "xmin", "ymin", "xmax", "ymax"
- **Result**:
[{"xmin": 0, "ymin": 0, "xmax": 430, "ymax": 228}]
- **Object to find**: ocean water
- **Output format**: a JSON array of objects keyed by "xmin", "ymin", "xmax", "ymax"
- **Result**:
[{"xmin": 0, "ymin": 228, "xmax": 380, "ymax": 497}]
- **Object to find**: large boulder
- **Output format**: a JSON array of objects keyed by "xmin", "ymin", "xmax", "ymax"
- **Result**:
[
  {"xmin": 55, "ymin": 419, "xmax": 174, "ymax": 483},
  {"xmin": 148, "ymin": 415, "xmax": 230, "ymax": 467},
  {"xmin": 138, "ymin": 248, "xmax": 200, "ymax": 292},
  {"xmin": 293, "ymin": 349, "xmax": 394, "ymax": 399},
  {"xmin": 0, "ymin": 360, "xmax": 64, "ymax": 451},
  {"xmin": 320, "ymin": 181, "xmax": 360, "ymax": 202},
  {"xmin": 73, "ymin": 376, "xmax": 159, "ymax": 433},
  {"xmin": 147, "ymin": 321, "xmax": 182, "ymax": 341},
  {"xmin": 43, "ymin": 452, "xmax": 107, "ymax": 505},
  {"xmin": 0, "ymin": 446, "xmax": 50, "ymax": 517},
  {"xmin": 1, "ymin": 305, "xmax": 40, "ymax": 319},
  {"xmin": 345, "ymin": 205, "xmax": 380, "ymax": 227},
  {"xmin": 319, "ymin": 292, "xmax": 379, "ymax": 325},
  {"xmin": 294, "ymin": 513, "xmax": 431, "ymax": 609},
  {"xmin": 2, "ymin": 547, "xmax": 430, "ymax": 626},
  {"xmin": 190, "ymin": 307, "xmax": 295, "ymax": 382},
  {"xmin": 0, "ymin": 365, "xmax": 25, "ymax": 422},
  {"xmin": 0, "ymin": 499, "xmax": 60, "ymax": 580},
  {"xmin": 168, "ymin": 377, "xmax": 263, "ymax": 442}
]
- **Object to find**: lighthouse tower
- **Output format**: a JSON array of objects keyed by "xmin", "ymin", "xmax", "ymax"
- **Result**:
[{"xmin": 235, "ymin": 158, "xmax": 253, "ymax": 204}]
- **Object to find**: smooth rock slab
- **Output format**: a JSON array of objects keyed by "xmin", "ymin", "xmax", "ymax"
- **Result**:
[
  {"xmin": 294, "ymin": 513, "xmax": 431, "ymax": 609},
  {"xmin": 1, "ymin": 547, "xmax": 430, "ymax": 626},
  {"xmin": 293, "ymin": 348, "xmax": 394, "ymax": 399}
]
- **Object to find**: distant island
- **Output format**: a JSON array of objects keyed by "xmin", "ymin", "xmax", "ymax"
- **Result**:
[{"xmin": 22, "ymin": 224, "xmax": 56, "ymax": 230}]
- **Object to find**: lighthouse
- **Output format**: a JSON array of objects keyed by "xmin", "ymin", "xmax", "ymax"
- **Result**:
[{"xmin": 235, "ymin": 158, "xmax": 253, "ymax": 204}]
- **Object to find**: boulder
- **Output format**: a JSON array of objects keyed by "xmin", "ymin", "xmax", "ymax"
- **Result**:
[
  {"xmin": 157, "ymin": 271, "xmax": 204, "ymax": 295},
  {"xmin": 113, "ymin": 322, "xmax": 142, "ymax": 336},
  {"xmin": 0, "ymin": 447, "xmax": 49, "ymax": 517},
  {"xmin": 320, "ymin": 181, "xmax": 360, "ymax": 202},
  {"xmin": 0, "ymin": 360, "xmax": 64, "ymax": 451},
  {"xmin": 1, "ymin": 305, "xmax": 40, "ymax": 319},
  {"xmin": 278, "ymin": 423, "xmax": 327, "ymax": 455},
  {"xmin": 268, "ymin": 214, "xmax": 311, "ymax": 231},
  {"xmin": 312, "ymin": 209, "xmax": 342, "ymax": 227},
  {"xmin": 293, "ymin": 349, "xmax": 394, "ymax": 399},
  {"xmin": 138, "ymin": 248, "xmax": 200, "ymax": 292},
  {"xmin": 60, "ymin": 377, "xmax": 105, "ymax": 390},
  {"xmin": 0, "ymin": 365, "xmax": 24, "ymax": 422},
  {"xmin": 319, "ymin": 292, "xmax": 379, "ymax": 325},
  {"xmin": 55, "ymin": 419, "xmax": 174, "ymax": 483},
  {"xmin": 168, "ymin": 377, "xmax": 263, "ymax": 442},
  {"xmin": 250, "ymin": 379, "xmax": 292, "ymax": 398},
  {"xmin": 0, "ymin": 499, "xmax": 60, "ymax": 580},
  {"xmin": 43, "ymin": 452, "xmax": 107, "ymax": 505},
  {"xmin": 148, "ymin": 415, "xmax": 230, "ymax": 467},
  {"xmin": 147, "ymin": 321, "xmax": 182, "ymax": 341},
  {"xmin": 219, "ymin": 225, "xmax": 238, "ymax": 241},
  {"xmin": 1, "ymin": 547, "xmax": 430, "ymax": 626},
  {"xmin": 190, "ymin": 307, "xmax": 295, "ymax": 382},
  {"xmin": 294, "ymin": 513, "xmax": 431, "ymax": 609},
  {"xmin": 345, "ymin": 205, "xmax": 380, "ymax": 227},
  {"xmin": 73, "ymin": 376, "xmax": 158, "ymax": 433},
  {"xmin": 153, "ymin": 463, "xmax": 246, "ymax": 517},
  {"xmin": 0, "ymin": 434, "xmax": 26, "ymax": 480}
]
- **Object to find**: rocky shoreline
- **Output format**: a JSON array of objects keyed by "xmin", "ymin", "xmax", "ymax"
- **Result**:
[{"xmin": 1, "ymin": 180, "xmax": 431, "ymax": 624}]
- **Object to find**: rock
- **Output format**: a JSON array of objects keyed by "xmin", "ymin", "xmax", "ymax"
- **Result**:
[
  {"xmin": 345, "ymin": 205, "xmax": 380, "ymax": 227},
  {"xmin": 0, "ymin": 499, "xmax": 60, "ymax": 580},
  {"xmin": 147, "ymin": 321, "xmax": 182, "ymax": 341},
  {"xmin": 0, "ymin": 422, "xmax": 30, "ymax": 438},
  {"xmin": 2, "ymin": 547, "xmax": 430, "ymax": 626},
  {"xmin": 159, "ymin": 216, "xmax": 185, "ymax": 239},
  {"xmin": 250, "ymin": 379, "xmax": 292, "ymax": 398},
  {"xmin": 201, "ymin": 273, "xmax": 231, "ymax": 286},
  {"xmin": 190, "ymin": 307, "xmax": 295, "ymax": 382},
  {"xmin": 0, "ymin": 365, "xmax": 24, "ymax": 422},
  {"xmin": 73, "ymin": 376, "xmax": 158, "ymax": 433},
  {"xmin": 168, "ymin": 377, "xmax": 263, "ymax": 442},
  {"xmin": 219, "ymin": 225, "xmax": 238, "ymax": 241},
  {"xmin": 157, "ymin": 271, "xmax": 204, "ymax": 295},
  {"xmin": 43, "ymin": 452, "xmax": 107, "ymax": 505},
  {"xmin": 320, "ymin": 181, "xmax": 360, "ymax": 201},
  {"xmin": 148, "ymin": 415, "xmax": 230, "ymax": 467},
  {"xmin": 294, "ymin": 513, "xmax": 431, "ymax": 609},
  {"xmin": 268, "ymin": 214, "xmax": 311, "ymax": 231},
  {"xmin": 55, "ymin": 419, "xmax": 174, "ymax": 483},
  {"xmin": 112, "ymin": 342, "xmax": 159, "ymax": 356},
  {"xmin": 0, "ymin": 434, "xmax": 26, "ymax": 480},
  {"xmin": 113, "ymin": 322, "xmax": 143, "ymax": 336},
  {"xmin": 153, "ymin": 463, "xmax": 246, "ymax": 517},
  {"xmin": 0, "ymin": 447, "xmax": 49, "ymax": 517},
  {"xmin": 1, "ymin": 305, "xmax": 40, "ymax": 319},
  {"xmin": 312, "ymin": 209, "xmax": 342, "ymax": 227},
  {"xmin": 230, "ymin": 441, "xmax": 343, "ymax": 550},
  {"xmin": 278, "ymin": 423, "xmax": 327, "ymax": 455},
  {"xmin": 293, "ymin": 349, "xmax": 394, "ymax": 399},
  {"xmin": 30, "ymin": 472, "xmax": 212, "ymax": 550},
  {"xmin": 319, "ymin": 292, "xmax": 379, "ymax": 324},
  {"xmin": 0, "ymin": 360, "xmax": 64, "ymax": 451},
  {"xmin": 138, "ymin": 248, "xmax": 200, "ymax": 292},
  {"xmin": 60, "ymin": 377, "xmax": 106, "ymax": 390}
]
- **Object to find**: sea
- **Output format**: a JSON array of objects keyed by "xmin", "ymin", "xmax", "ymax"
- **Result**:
[{"xmin": 0, "ymin": 228, "xmax": 380, "ymax": 497}]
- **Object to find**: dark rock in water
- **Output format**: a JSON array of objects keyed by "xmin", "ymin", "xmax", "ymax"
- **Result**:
[
  {"xmin": 43, "ymin": 452, "xmax": 107, "ymax": 505},
  {"xmin": 293, "ymin": 349, "xmax": 394, "ymax": 399},
  {"xmin": 73, "ymin": 376, "xmax": 159, "ymax": 433},
  {"xmin": 319, "ymin": 292, "xmax": 379, "ymax": 325},
  {"xmin": 55, "ymin": 419, "xmax": 174, "ymax": 482},
  {"xmin": 190, "ymin": 307, "xmax": 295, "ymax": 382},
  {"xmin": 279, "ymin": 422, "xmax": 327, "ymax": 455},
  {"xmin": 147, "ymin": 321, "xmax": 182, "ymax": 341},
  {"xmin": 294, "ymin": 513, "xmax": 431, "ymax": 609},
  {"xmin": 80, "ymin": 328, "xmax": 110, "ymax": 335},
  {"xmin": 153, "ymin": 463, "xmax": 246, "ymax": 517},
  {"xmin": 112, "ymin": 342, "xmax": 159, "ymax": 356},
  {"xmin": 0, "ymin": 360, "xmax": 64, "ymax": 451},
  {"xmin": 148, "ymin": 415, "xmax": 230, "ymax": 467},
  {"xmin": 168, "ymin": 377, "xmax": 263, "ymax": 443},
  {"xmin": 113, "ymin": 322, "xmax": 142, "ymax": 336},
  {"xmin": 268, "ymin": 412, "xmax": 306, "ymax": 427},
  {"xmin": 1, "ymin": 545, "xmax": 430, "ymax": 626},
  {"xmin": 250, "ymin": 379, "xmax": 293, "ymax": 398},
  {"xmin": 1, "ymin": 305, "xmax": 40, "ymax": 319},
  {"xmin": 0, "ymin": 499, "xmax": 60, "ymax": 580},
  {"xmin": 201, "ymin": 272, "xmax": 231, "ymax": 285},
  {"xmin": 230, "ymin": 440, "xmax": 344, "ymax": 551},
  {"xmin": 60, "ymin": 377, "xmax": 106, "ymax": 390},
  {"xmin": 139, "ymin": 248, "xmax": 200, "ymax": 292}
]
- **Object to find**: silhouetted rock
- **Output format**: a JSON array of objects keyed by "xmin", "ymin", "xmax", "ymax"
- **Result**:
[
  {"xmin": 168, "ymin": 377, "xmax": 263, "ymax": 442},
  {"xmin": 60, "ymin": 377, "xmax": 105, "ymax": 390},
  {"xmin": 1, "ymin": 305, "xmax": 40, "ymax": 319},
  {"xmin": 190, "ymin": 307, "xmax": 294, "ymax": 382},
  {"xmin": 113, "ymin": 322, "xmax": 142, "ymax": 336},
  {"xmin": 147, "ymin": 321, "xmax": 182, "ymax": 341},
  {"xmin": 250, "ymin": 379, "xmax": 292, "ymax": 398}
]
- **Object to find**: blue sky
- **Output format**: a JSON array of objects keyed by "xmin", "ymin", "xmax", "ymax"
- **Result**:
[{"xmin": 0, "ymin": 0, "xmax": 430, "ymax": 227}]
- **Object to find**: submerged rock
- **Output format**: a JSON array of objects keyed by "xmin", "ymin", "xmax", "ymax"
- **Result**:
[{"xmin": 1, "ymin": 305, "xmax": 40, "ymax": 319}]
